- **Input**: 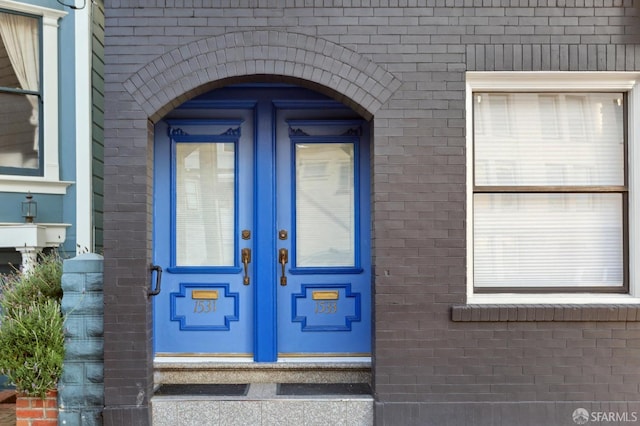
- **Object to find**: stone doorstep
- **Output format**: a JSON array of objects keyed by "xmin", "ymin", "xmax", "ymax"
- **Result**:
[
  {"xmin": 151, "ymin": 383, "xmax": 374, "ymax": 426},
  {"xmin": 153, "ymin": 359, "xmax": 372, "ymax": 385}
]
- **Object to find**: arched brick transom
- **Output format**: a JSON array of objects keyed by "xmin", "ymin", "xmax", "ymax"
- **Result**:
[{"xmin": 122, "ymin": 30, "xmax": 400, "ymax": 121}]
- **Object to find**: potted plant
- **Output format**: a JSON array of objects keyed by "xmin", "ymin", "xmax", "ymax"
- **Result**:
[{"xmin": 0, "ymin": 252, "xmax": 64, "ymax": 424}]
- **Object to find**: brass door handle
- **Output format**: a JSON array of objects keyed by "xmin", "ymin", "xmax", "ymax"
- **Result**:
[
  {"xmin": 279, "ymin": 248, "xmax": 288, "ymax": 286},
  {"xmin": 241, "ymin": 248, "xmax": 251, "ymax": 285}
]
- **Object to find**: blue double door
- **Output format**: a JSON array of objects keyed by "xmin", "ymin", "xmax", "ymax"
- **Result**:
[{"xmin": 153, "ymin": 87, "xmax": 371, "ymax": 361}]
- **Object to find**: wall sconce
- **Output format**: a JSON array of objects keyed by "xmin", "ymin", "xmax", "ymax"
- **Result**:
[{"xmin": 21, "ymin": 192, "xmax": 37, "ymax": 223}]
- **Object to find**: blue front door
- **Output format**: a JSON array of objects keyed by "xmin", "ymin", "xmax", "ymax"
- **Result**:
[{"xmin": 153, "ymin": 86, "xmax": 371, "ymax": 361}]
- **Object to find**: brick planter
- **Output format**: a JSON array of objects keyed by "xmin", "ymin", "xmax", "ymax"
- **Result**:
[{"xmin": 16, "ymin": 390, "xmax": 58, "ymax": 426}]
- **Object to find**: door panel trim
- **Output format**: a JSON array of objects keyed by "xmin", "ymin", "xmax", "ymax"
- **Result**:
[
  {"xmin": 292, "ymin": 283, "xmax": 361, "ymax": 332},
  {"xmin": 167, "ymin": 266, "xmax": 243, "ymax": 274},
  {"xmin": 170, "ymin": 283, "xmax": 239, "ymax": 331},
  {"xmin": 253, "ymin": 99, "xmax": 277, "ymax": 361},
  {"xmin": 277, "ymin": 353, "xmax": 372, "ymax": 358},
  {"xmin": 288, "ymin": 267, "xmax": 364, "ymax": 275}
]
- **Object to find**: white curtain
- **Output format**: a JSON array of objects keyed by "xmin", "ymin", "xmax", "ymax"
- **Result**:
[{"xmin": 0, "ymin": 12, "xmax": 39, "ymax": 152}]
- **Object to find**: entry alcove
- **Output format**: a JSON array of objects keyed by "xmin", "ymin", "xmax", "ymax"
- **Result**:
[{"xmin": 151, "ymin": 83, "xmax": 373, "ymax": 370}]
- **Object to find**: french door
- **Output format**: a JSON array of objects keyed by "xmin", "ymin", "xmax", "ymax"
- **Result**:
[{"xmin": 153, "ymin": 87, "xmax": 371, "ymax": 361}]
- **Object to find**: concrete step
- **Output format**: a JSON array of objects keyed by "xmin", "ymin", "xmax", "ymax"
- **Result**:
[{"xmin": 151, "ymin": 383, "xmax": 373, "ymax": 426}]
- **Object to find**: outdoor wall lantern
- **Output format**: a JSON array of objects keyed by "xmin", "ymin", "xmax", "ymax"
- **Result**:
[{"xmin": 21, "ymin": 192, "xmax": 37, "ymax": 223}]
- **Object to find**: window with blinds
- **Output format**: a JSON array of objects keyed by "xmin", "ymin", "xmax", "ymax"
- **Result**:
[{"xmin": 472, "ymin": 92, "xmax": 627, "ymax": 292}]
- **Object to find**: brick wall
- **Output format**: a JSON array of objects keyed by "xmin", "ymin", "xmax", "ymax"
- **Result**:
[{"xmin": 103, "ymin": 2, "xmax": 640, "ymax": 424}]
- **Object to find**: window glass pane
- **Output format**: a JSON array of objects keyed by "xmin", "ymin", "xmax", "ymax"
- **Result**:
[
  {"xmin": 0, "ymin": 11, "xmax": 40, "ymax": 170},
  {"xmin": 474, "ymin": 93, "xmax": 624, "ymax": 186},
  {"xmin": 0, "ymin": 92, "xmax": 38, "ymax": 168},
  {"xmin": 296, "ymin": 143, "xmax": 355, "ymax": 267},
  {"xmin": 175, "ymin": 143, "xmax": 235, "ymax": 266},
  {"xmin": 474, "ymin": 193, "xmax": 623, "ymax": 288}
]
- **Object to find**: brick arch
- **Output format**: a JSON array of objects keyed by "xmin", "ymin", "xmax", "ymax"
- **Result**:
[{"xmin": 123, "ymin": 30, "xmax": 400, "ymax": 121}]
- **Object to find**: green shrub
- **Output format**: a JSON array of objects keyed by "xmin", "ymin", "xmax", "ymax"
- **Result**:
[
  {"xmin": 0, "ymin": 299, "xmax": 64, "ymax": 398},
  {"xmin": 0, "ymin": 252, "xmax": 63, "ymax": 318},
  {"xmin": 0, "ymin": 253, "xmax": 64, "ymax": 398}
]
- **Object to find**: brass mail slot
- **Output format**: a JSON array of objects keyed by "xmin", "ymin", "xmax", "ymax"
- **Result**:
[
  {"xmin": 312, "ymin": 291, "xmax": 339, "ymax": 300},
  {"xmin": 192, "ymin": 290, "xmax": 219, "ymax": 300}
]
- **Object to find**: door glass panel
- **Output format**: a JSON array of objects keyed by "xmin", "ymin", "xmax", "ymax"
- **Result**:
[
  {"xmin": 295, "ymin": 143, "xmax": 354, "ymax": 267},
  {"xmin": 175, "ymin": 142, "xmax": 235, "ymax": 266}
]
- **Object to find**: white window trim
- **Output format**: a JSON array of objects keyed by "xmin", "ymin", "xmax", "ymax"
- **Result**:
[
  {"xmin": 466, "ymin": 72, "xmax": 640, "ymax": 305},
  {"xmin": 75, "ymin": 1, "xmax": 92, "ymax": 252},
  {"xmin": 0, "ymin": 0, "xmax": 69, "ymax": 194}
]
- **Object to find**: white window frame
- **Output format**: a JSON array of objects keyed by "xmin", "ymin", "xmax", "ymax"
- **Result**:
[
  {"xmin": 0, "ymin": 0, "xmax": 69, "ymax": 194},
  {"xmin": 466, "ymin": 72, "xmax": 640, "ymax": 305}
]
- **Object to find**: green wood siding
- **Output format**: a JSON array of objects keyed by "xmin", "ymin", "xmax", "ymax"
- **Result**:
[{"xmin": 91, "ymin": 0, "xmax": 104, "ymax": 252}]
